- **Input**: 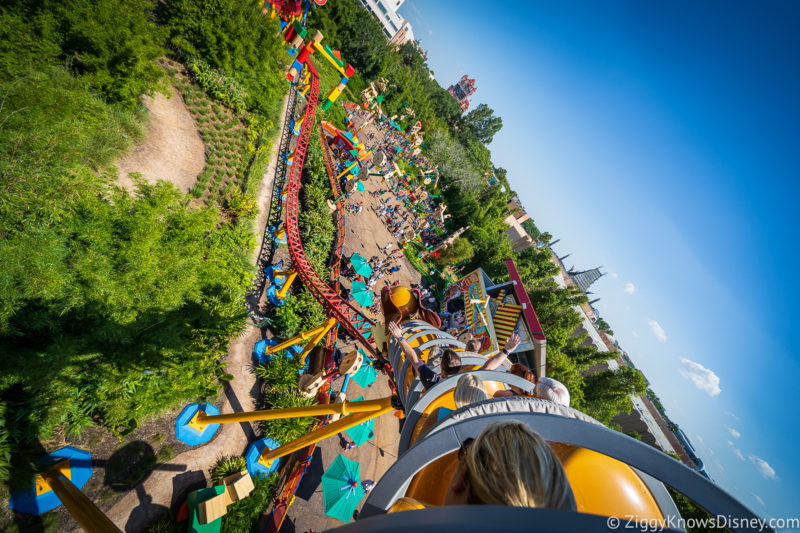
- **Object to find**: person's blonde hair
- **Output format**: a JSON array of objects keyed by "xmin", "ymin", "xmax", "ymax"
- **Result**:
[
  {"xmin": 464, "ymin": 420, "xmax": 575, "ymax": 510},
  {"xmin": 453, "ymin": 374, "xmax": 488, "ymax": 408}
]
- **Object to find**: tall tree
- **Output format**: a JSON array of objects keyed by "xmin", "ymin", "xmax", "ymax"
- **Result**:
[
  {"xmin": 582, "ymin": 367, "xmax": 647, "ymax": 425},
  {"xmin": 463, "ymin": 103, "xmax": 503, "ymax": 144}
]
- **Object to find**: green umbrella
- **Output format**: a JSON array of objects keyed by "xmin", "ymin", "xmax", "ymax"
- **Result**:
[
  {"xmin": 322, "ymin": 453, "xmax": 365, "ymax": 522},
  {"xmin": 344, "ymin": 396, "xmax": 375, "ymax": 446},
  {"xmin": 349, "ymin": 253, "xmax": 372, "ymax": 278},
  {"xmin": 351, "ymin": 353, "xmax": 377, "ymax": 389},
  {"xmin": 351, "ymin": 280, "xmax": 374, "ymax": 307}
]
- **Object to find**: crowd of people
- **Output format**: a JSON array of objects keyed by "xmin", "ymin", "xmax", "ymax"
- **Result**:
[{"xmin": 334, "ymin": 107, "xmax": 577, "ymax": 516}]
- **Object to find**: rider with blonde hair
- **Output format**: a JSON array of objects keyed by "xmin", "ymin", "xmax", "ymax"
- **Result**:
[
  {"xmin": 444, "ymin": 420, "xmax": 575, "ymax": 510},
  {"xmin": 453, "ymin": 373, "xmax": 488, "ymax": 409}
]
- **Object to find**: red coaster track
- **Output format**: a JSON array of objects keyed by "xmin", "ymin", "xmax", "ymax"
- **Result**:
[{"xmin": 283, "ymin": 60, "xmax": 377, "ymax": 358}]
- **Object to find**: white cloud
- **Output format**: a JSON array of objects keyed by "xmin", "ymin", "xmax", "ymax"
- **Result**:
[
  {"xmin": 631, "ymin": 330, "xmax": 639, "ymax": 338},
  {"xmin": 749, "ymin": 455, "xmax": 777, "ymax": 480},
  {"xmin": 624, "ymin": 282, "xmax": 636, "ymax": 294},
  {"xmin": 751, "ymin": 493, "xmax": 766, "ymax": 508},
  {"xmin": 733, "ymin": 448, "xmax": 745, "ymax": 461},
  {"xmin": 679, "ymin": 357, "xmax": 721, "ymax": 396},
  {"xmin": 724, "ymin": 410, "xmax": 741, "ymax": 421},
  {"xmin": 727, "ymin": 427, "xmax": 741, "ymax": 439},
  {"xmin": 610, "ymin": 271, "xmax": 619, "ymax": 279},
  {"xmin": 427, "ymin": 29, "xmax": 433, "ymax": 36},
  {"xmin": 727, "ymin": 440, "xmax": 734, "ymax": 446},
  {"xmin": 648, "ymin": 319, "xmax": 667, "ymax": 342}
]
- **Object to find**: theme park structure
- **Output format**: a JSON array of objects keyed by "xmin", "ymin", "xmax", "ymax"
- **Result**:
[
  {"xmin": 8, "ymin": 14, "xmax": 771, "ymax": 533},
  {"xmin": 169, "ymin": 56, "xmax": 767, "ymax": 531}
]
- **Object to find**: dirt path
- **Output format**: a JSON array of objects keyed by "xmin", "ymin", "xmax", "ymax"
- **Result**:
[
  {"xmin": 101, "ymin": 90, "xmax": 292, "ymax": 533},
  {"xmin": 115, "ymin": 83, "xmax": 205, "ymax": 194}
]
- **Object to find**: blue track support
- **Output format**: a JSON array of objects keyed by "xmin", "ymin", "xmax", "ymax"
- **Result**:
[
  {"xmin": 175, "ymin": 403, "xmax": 220, "ymax": 446},
  {"xmin": 264, "ymin": 262, "xmax": 288, "ymax": 287},
  {"xmin": 246, "ymin": 438, "xmax": 282, "ymax": 479},
  {"xmin": 254, "ymin": 337, "xmax": 279, "ymax": 364},
  {"xmin": 9, "ymin": 446, "xmax": 93, "ymax": 515},
  {"xmin": 266, "ymin": 285, "xmax": 286, "ymax": 307}
]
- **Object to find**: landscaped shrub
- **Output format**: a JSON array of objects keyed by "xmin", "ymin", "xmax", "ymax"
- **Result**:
[
  {"xmin": 256, "ymin": 356, "xmax": 306, "ymax": 392},
  {"xmin": 260, "ymin": 389, "xmax": 315, "ymax": 444},
  {"xmin": 188, "ymin": 56, "xmax": 249, "ymax": 115},
  {"xmin": 210, "ymin": 455, "xmax": 247, "ymax": 484},
  {"xmin": 220, "ymin": 473, "xmax": 279, "ymax": 533}
]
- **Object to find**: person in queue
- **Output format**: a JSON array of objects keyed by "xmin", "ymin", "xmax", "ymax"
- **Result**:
[
  {"xmin": 444, "ymin": 420, "xmax": 575, "ymax": 509},
  {"xmin": 388, "ymin": 321, "xmax": 462, "ymax": 390}
]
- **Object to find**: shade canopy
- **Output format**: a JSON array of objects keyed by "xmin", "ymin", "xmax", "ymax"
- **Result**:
[
  {"xmin": 351, "ymin": 355, "xmax": 377, "ymax": 389},
  {"xmin": 349, "ymin": 253, "xmax": 372, "ymax": 278},
  {"xmin": 351, "ymin": 280, "xmax": 374, "ymax": 307},
  {"xmin": 321, "ymin": 453, "xmax": 365, "ymax": 522},
  {"xmin": 344, "ymin": 396, "xmax": 376, "ymax": 446}
]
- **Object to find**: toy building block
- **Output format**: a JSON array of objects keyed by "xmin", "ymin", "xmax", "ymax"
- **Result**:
[
  {"xmin": 198, "ymin": 492, "xmax": 228, "ymax": 525},
  {"xmin": 223, "ymin": 471, "xmax": 255, "ymax": 503},
  {"xmin": 292, "ymin": 20, "xmax": 307, "ymax": 39}
]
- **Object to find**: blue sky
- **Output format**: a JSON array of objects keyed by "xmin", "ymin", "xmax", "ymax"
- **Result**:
[{"xmin": 400, "ymin": 0, "xmax": 799, "ymax": 522}]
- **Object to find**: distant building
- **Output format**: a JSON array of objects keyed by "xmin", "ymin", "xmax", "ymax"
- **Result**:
[
  {"xmin": 503, "ymin": 197, "xmax": 534, "ymax": 252},
  {"xmin": 388, "ymin": 20, "xmax": 415, "ymax": 47},
  {"xmin": 447, "ymin": 75, "xmax": 476, "ymax": 112},
  {"xmin": 569, "ymin": 267, "xmax": 604, "ymax": 292},
  {"xmin": 506, "ymin": 196, "xmax": 527, "ymax": 219},
  {"xmin": 359, "ymin": 0, "xmax": 415, "ymax": 44}
]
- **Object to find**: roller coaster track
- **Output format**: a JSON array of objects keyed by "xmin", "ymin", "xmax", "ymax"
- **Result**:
[
  {"xmin": 248, "ymin": 85, "xmax": 299, "ymax": 311},
  {"xmin": 270, "ymin": 61, "xmax": 406, "ymax": 533},
  {"xmin": 283, "ymin": 60, "xmax": 377, "ymax": 358}
]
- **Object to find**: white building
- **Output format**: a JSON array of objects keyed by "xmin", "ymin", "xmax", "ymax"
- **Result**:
[{"xmin": 359, "ymin": 0, "xmax": 415, "ymax": 44}]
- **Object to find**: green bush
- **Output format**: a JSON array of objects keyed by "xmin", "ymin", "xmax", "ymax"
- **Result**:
[
  {"xmin": 0, "ymin": 1, "xmax": 168, "ymax": 109},
  {"xmin": 220, "ymin": 473, "xmax": 279, "ymax": 533},
  {"xmin": 188, "ymin": 56, "xmax": 248, "ymax": 115},
  {"xmin": 256, "ymin": 356, "xmax": 306, "ymax": 392},
  {"xmin": 0, "ymin": 402, "xmax": 11, "ymax": 483},
  {"xmin": 260, "ymin": 389, "xmax": 315, "ymax": 444},
  {"xmin": 227, "ymin": 190, "xmax": 258, "ymax": 218},
  {"xmin": 271, "ymin": 288, "xmax": 327, "ymax": 339},
  {"xmin": 210, "ymin": 455, "xmax": 247, "ymax": 484},
  {"xmin": 160, "ymin": 0, "xmax": 288, "ymax": 122}
]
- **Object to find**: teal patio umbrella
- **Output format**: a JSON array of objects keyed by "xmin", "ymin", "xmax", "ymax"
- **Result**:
[
  {"xmin": 351, "ymin": 353, "xmax": 377, "ymax": 389},
  {"xmin": 349, "ymin": 253, "xmax": 372, "ymax": 278},
  {"xmin": 350, "ymin": 280, "xmax": 374, "ymax": 307},
  {"xmin": 355, "ymin": 180, "xmax": 365, "ymax": 192},
  {"xmin": 344, "ymin": 396, "xmax": 376, "ymax": 446},
  {"xmin": 321, "ymin": 453, "xmax": 365, "ymax": 522}
]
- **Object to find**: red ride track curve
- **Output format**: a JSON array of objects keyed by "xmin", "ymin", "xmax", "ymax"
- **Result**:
[{"xmin": 283, "ymin": 59, "xmax": 377, "ymax": 356}]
